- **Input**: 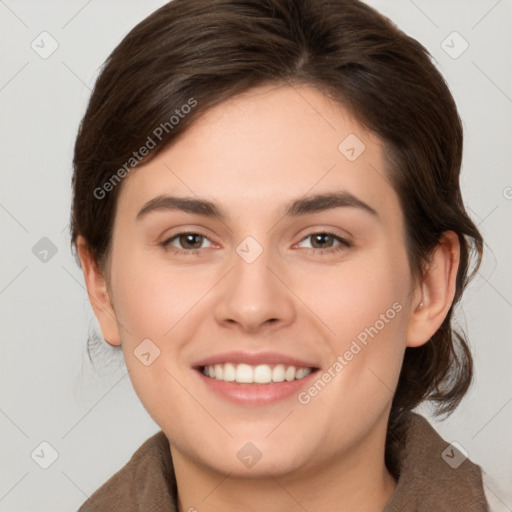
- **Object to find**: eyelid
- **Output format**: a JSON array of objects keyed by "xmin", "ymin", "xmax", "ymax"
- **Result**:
[
  {"xmin": 161, "ymin": 230, "xmax": 216, "ymax": 249},
  {"xmin": 161, "ymin": 228, "xmax": 352, "ymax": 256},
  {"xmin": 294, "ymin": 224, "xmax": 353, "ymax": 244},
  {"xmin": 294, "ymin": 230, "xmax": 352, "ymax": 251},
  {"xmin": 160, "ymin": 224, "xmax": 216, "ymax": 242}
]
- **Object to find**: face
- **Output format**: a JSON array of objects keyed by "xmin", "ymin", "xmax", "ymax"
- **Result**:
[{"xmin": 90, "ymin": 84, "xmax": 421, "ymax": 477}]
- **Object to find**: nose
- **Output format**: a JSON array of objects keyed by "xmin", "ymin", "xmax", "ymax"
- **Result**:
[{"xmin": 213, "ymin": 243, "xmax": 296, "ymax": 334}]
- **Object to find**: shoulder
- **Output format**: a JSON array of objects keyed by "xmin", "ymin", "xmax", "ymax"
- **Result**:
[
  {"xmin": 77, "ymin": 430, "xmax": 177, "ymax": 512},
  {"xmin": 384, "ymin": 412, "xmax": 491, "ymax": 511}
]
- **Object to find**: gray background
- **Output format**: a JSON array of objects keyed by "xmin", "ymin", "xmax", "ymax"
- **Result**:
[{"xmin": 0, "ymin": 0, "xmax": 511, "ymax": 510}]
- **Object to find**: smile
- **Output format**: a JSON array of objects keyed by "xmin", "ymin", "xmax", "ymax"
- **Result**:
[{"xmin": 201, "ymin": 363, "xmax": 313, "ymax": 384}]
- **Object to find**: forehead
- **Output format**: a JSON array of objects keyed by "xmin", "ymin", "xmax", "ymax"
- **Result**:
[{"xmin": 117, "ymin": 84, "xmax": 402, "ymax": 225}]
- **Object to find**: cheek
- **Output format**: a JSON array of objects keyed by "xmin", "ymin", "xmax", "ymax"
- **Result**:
[
  {"xmin": 108, "ymin": 252, "xmax": 221, "ymax": 407},
  {"xmin": 108, "ymin": 252, "xmax": 207, "ymax": 425},
  {"xmin": 296, "ymin": 249, "xmax": 410, "ymax": 348},
  {"xmin": 110, "ymin": 250, "xmax": 213, "ymax": 343},
  {"xmin": 294, "ymin": 245, "xmax": 410, "ymax": 406},
  {"xmin": 292, "ymin": 256, "xmax": 409, "ymax": 443}
]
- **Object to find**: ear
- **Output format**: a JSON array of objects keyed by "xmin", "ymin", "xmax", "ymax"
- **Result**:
[
  {"xmin": 406, "ymin": 231, "xmax": 460, "ymax": 348},
  {"xmin": 76, "ymin": 235, "xmax": 122, "ymax": 347}
]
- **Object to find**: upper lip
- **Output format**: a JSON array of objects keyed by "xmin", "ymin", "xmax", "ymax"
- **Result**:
[{"xmin": 192, "ymin": 351, "xmax": 320, "ymax": 369}]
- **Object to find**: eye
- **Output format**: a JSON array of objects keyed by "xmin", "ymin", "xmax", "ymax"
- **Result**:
[
  {"xmin": 162, "ymin": 232, "xmax": 214, "ymax": 254},
  {"xmin": 296, "ymin": 231, "xmax": 352, "ymax": 255},
  {"xmin": 161, "ymin": 230, "xmax": 351, "ymax": 256}
]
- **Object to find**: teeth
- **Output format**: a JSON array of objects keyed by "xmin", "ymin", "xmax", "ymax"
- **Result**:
[
  {"xmin": 224, "ymin": 363, "xmax": 236, "ymax": 382},
  {"xmin": 253, "ymin": 364, "xmax": 272, "ymax": 384},
  {"xmin": 236, "ymin": 363, "xmax": 253, "ymax": 383},
  {"xmin": 272, "ymin": 364, "xmax": 286, "ymax": 382},
  {"xmin": 214, "ymin": 364, "xmax": 223, "ymax": 380},
  {"xmin": 201, "ymin": 363, "xmax": 312, "ymax": 384}
]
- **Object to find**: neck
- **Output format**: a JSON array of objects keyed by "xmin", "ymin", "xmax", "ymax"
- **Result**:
[{"xmin": 171, "ymin": 426, "xmax": 396, "ymax": 512}]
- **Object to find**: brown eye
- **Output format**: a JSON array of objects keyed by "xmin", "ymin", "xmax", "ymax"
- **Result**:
[
  {"xmin": 162, "ymin": 232, "xmax": 213, "ymax": 253},
  {"xmin": 310, "ymin": 233, "xmax": 336, "ymax": 249},
  {"xmin": 177, "ymin": 233, "xmax": 204, "ymax": 249},
  {"xmin": 297, "ymin": 232, "xmax": 352, "ymax": 255}
]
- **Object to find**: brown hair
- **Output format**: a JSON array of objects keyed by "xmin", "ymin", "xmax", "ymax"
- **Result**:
[{"xmin": 70, "ymin": 0, "xmax": 483, "ymax": 477}]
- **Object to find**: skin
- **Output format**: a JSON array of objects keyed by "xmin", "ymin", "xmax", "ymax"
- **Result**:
[{"xmin": 77, "ymin": 84, "xmax": 460, "ymax": 512}]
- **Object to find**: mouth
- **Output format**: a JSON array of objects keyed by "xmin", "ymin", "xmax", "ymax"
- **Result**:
[
  {"xmin": 198, "ymin": 362, "xmax": 317, "ymax": 384},
  {"xmin": 192, "ymin": 353, "xmax": 320, "ymax": 406},
  {"xmin": 191, "ymin": 351, "xmax": 321, "ymax": 405}
]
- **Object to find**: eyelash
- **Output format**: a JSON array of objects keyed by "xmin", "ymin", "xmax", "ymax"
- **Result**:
[{"xmin": 161, "ymin": 231, "xmax": 352, "ymax": 256}]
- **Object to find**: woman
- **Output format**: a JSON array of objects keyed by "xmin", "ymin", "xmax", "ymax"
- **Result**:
[{"xmin": 71, "ymin": 0, "xmax": 491, "ymax": 510}]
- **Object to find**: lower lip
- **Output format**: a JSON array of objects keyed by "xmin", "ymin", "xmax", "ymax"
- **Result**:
[{"xmin": 195, "ymin": 369, "xmax": 318, "ymax": 406}]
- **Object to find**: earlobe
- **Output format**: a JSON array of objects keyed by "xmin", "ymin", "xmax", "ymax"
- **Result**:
[
  {"xmin": 76, "ymin": 236, "xmax": 122, "ymax": 347},
  {"xmin": 406, "ymin": 231, "xmax": 460, "ymax": 348}
]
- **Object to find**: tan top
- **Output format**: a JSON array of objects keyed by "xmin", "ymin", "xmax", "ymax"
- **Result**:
[{"xmin": 78, "ymin": 413, "xmax": 489, "ymax": 511}]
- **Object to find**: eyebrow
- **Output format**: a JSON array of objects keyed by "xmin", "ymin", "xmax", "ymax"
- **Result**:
[{"xmin": 136, "ymin": 191, "xmax": 379, "ymax": 221}]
